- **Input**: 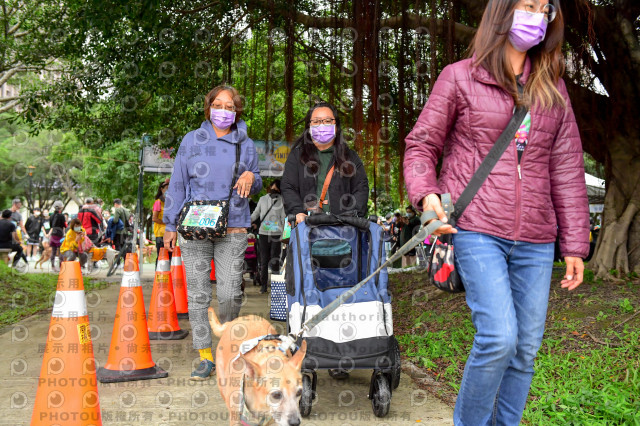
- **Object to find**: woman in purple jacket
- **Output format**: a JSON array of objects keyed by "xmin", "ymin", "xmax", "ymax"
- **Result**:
[
  {"xmin": 163, "ymin": 85, "xmax": 262, "ymax": 380},
  {"xmin": 404, "ymin": 1, "xmax": 589, "ymax": 424}
]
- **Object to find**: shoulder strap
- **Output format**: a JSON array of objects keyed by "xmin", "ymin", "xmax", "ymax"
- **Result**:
[
  {"xmin": 260, "ymin": 197, "xmax": 276, "ymax": 223},
  {"xmin": 319, "ymin": 165, "xmax": 335, "ymax": 209},
  {"xmin": 228, "ymin": 143, "xmax": 242, "ymax": 200},
  {"xmin": 451, "ymin": 104, "xmax": 528, "ymax": 225}
]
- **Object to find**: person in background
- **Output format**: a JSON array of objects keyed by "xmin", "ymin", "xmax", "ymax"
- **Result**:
[
  {"xmin": 105, "ymin": 212, "xmax": 123, "ymax": 247},
  {"xmin": 152, "ymin": 179, "xmax": 171, "ymax": 267},
  {"xmin": 78, "ymin": 197, "xmax": 104, "ymax": 245},
  {"xmin": 0, "ymin": 209, "xmax": 28, "ymax": 268},
  {"xmin": 251, "ymin": 179, "xmax": 286, "ymax": 294},
  {"xmin": 399, "ymin": 205, "xmax": 420, "ymax": 267},
  {"xmin": 112, "ymin": 199, "xmax": 131, "ymax": 252},
  {"xmin": 102, "ymin": 209, "xmax": 111, "ymax": 232},
  {"xmin": 25, "ymin": 207, "xmax": 45, "ymax": 259},
  {"xmin": 60, "ymin": 218, "xmax": 89, "ymax": 268},
  {"xmin": 389, "ymin": 212, "xmax": 403, "ymax": 255},
  {"xmin": 403, "ymin": 1, "xmax": 589, "ymax": 423},
  {"xmin": 163, "ymin": 84, "xmax": 261, "ymax": 380},
  {"xmin": 49, "ymin": 201, "xmax": 66, "ymax": 272},
  {"xmin": 381, "ymin": 213, "xmax": 394, "ymax": 258}
]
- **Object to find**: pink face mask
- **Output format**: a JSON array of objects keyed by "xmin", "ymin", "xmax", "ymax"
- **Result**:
[
  {"xmin": 210, "ymin": 108, "xmax": 236, "ymax": 130},
  {"xmin": 509, "ymin": 10, "xmax": 548, "ymax": 52}
]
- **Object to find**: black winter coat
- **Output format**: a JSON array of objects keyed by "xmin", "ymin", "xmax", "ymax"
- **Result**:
[{"xmin": 281, "ymin": 145, "xmax": 369, "ymax": 217}]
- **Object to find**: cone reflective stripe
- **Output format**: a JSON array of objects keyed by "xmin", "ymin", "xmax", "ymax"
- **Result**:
[
  {"xmin": 97, "ymin": 253, "xmax": 168, "ymax": 383},
  {"xmin": 52, "ymin": 291, "xmax": 88, "ymax": 317},
  {"xmin": 171, "ymin": 246, "xmax": 189, "ymax": 319},
  {"xmin": 31, "ymin": 261, "xmax": 102, "ymax": 425},
  {"xmin": 148, "ymin": 248, "xmax": 188, "ymax": 340}
]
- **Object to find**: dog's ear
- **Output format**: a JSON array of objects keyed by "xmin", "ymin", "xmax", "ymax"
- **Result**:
[
  {"xmin": 288, "ymin": 340, "xmax": 307, "ymax": 370},
  {"xmin": 235, "ymin": 355, "xmax": 262, "ymax": 379}
]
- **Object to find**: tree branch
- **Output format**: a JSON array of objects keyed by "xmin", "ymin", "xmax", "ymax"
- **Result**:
[
  {"xmin": 0, "ymin": 99, "xmax": 20, "ymax": 112},
  {"xmin": 7, "ymin": 19, "xmax": 23, "ymax": 35},
  {"xmin": 173, "ymin": 1, "xmax": 220, "ymax": 15},
  {"xmin": 0, "ymin": 65, "xmax": 21, "ymax": 86},
  {"xmin": 381, "ymin": 13, "xmax": 477, "ymax": 46}
]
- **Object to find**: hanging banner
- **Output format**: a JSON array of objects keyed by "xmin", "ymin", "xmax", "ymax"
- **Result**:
[
  {"xmin": 253, "ymin": 140, "xmax": 290, "ymax": 177},
  {"xmin": 141, "ymin": 140, "xmax": 290, "ymax": 176},
  {"xmin": 143, "ymin": 146, "xmax": 175, "ymax": 174}
]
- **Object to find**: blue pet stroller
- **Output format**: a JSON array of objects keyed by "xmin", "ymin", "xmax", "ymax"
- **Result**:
[{"xmin": 285, "ymin": 214, "xmax": 401, "ymax": 417}]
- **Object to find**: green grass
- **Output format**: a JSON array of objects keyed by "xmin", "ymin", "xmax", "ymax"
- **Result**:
[
  {"xmin": 526, "ymin": 329, "xmax": 640, "ymax": 425},
  {"xmin": 390, "ymin": 270, "xmax": 640, "ymax": 424},
  {"xmin": 0, "ymin": 262, "xmax": 108, "ymax": 328}
]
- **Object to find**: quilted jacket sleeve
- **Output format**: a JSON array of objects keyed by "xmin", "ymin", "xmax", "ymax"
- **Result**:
[
  {"xmin": 549, "ymin": 80, "xmax": 590, "ymax": 258},
  {"xmin": 404, "ymin": 64, "xmax": 459, "ymax": 210}
]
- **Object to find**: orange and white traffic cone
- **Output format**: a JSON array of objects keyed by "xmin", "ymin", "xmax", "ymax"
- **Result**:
[
  {"xmin": 171, "ymin": 246, "xmax": 189, "ymax": 319},
  {"xmin": 97, "ymin": 253, "xmax": 168, "ymax": 382},
  {"xmin": 148, "ymin": 248, "xmax": 189, "ymax": 340},
  {"xmin": 31, "ymin": 261, "xmax": 102, "ymax": 425}
]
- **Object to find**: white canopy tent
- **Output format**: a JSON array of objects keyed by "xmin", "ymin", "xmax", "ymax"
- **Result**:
[{"xmin": 585, "ymin": 173, "xmax": 605, "ymax": 214}]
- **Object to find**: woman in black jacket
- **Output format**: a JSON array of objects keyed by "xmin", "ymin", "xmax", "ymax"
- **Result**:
[
  {"xmin": 281, "ymin": 102, "xmax": 369, "ymax": 223},
  {"xmin": 281, "ymin": 101, "xmax": 369, "ymax": 380}
]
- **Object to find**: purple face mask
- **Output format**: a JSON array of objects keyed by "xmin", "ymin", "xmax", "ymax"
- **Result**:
[
  {"xmin": 310, "ymin": 124, "xmax": 336, "ymax": 144},
  {"xmin": 509, "ymin": 10, "xmax": 548, "ymax": 52},
  {"xmin": 210, "ymin": 108, "xmax": 236, "ymax": 130}
]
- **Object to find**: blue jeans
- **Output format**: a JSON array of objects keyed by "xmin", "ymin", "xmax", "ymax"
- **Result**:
[{"xmin": 452, "ymin": 229, "xmax": 554, "ymax": 426}]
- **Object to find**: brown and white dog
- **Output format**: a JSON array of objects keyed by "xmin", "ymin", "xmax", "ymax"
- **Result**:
[{"xmin": 208, "ymin": 307, "xmax": 307, "ymax": 426}]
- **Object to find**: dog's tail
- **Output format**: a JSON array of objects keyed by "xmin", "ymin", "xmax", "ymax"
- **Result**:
[{"xmin": 207, "ymin": 307, "xmax": 227, "ymax": 337}]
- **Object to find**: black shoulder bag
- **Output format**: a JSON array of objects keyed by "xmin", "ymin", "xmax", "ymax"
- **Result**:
[
  {"xmin": 427, "ymin": 103, "xmax": 528, "ymax": 293},
  {"xmin": 177, "ymin": 143, "xmax": 241, "ymax": 241}
]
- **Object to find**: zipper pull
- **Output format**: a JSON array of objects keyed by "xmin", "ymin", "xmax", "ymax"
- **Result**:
[{"xmin": 517, "ymin": 164, "xmax": 522, "ymax": 180}]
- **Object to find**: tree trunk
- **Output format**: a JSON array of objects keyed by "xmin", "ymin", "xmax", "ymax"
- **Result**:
[
  {"xmin": 352, "ymin": 0, "xmax": 365, "ymax": 154},
  {"xmin": 397, "ymin": 0, "xmax": 408, "ymax": 206},
  {"xmin": 589, "ymin": 137, "xmax": 640, "ymax": 278},
  {"xmin": 250, "ymin": 32, "xmax": 258, "ymax": 123},
  {"xmin": 284, "ymin": 0, "xmax": 295, "ymax": 143},
  {"xmin": 263, "ymin": 16, "xmax": 274, "ymax": 143}
]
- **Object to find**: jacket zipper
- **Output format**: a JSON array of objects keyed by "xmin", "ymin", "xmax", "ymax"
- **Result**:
[{"xmin": 514, "ymin": 146, "xmax": 521, "ymax": 241}]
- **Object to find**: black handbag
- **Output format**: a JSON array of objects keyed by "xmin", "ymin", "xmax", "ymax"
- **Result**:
[
  {"xmin": 427, "ymin": 104, "xmax": 528, "ymax": 293},
  {"xmin": 176, "ymin": 143, "xmax": 241, "ymax": 241}
]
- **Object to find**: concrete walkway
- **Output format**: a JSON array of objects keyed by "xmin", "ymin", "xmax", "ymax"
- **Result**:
[{"xmin": 0, "ymin": 262, "xmax": 453, "ymax": 425}]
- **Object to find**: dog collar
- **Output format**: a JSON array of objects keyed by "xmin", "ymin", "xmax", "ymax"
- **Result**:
[
  {"xmin": 239, "ymin": 374, "xmax": 271, "ymax": 426},
  {"xmin": 231, "ymin": 334, "xmax": 298, "ymax": 364}
]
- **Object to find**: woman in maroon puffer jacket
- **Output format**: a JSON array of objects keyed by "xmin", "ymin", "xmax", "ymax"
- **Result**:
[{"xmin": 404, "ymin": 1, "xmax": 589, "ymax": 424}]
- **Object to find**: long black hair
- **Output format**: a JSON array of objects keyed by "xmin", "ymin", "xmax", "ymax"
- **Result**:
[
  {"xmin": 155, "ymin": 180, "xmax": 169, "ymax": 202},
  {"xmin": 292, "ymin": 102, "xmax": 354, "ymax": 176}
]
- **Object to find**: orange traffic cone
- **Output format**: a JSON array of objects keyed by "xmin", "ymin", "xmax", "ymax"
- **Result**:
[
  {"xmin": 171, "ymin": 246, "xmax": 189, "ymax": 319},
  {"xmin": 97, "ymin": 253, "xmax": 168, "ymax": 382},
  {"xmin": 31, "ymin": 261, "xmax": 102, "ymax": 425},
  {"xmin": 148, "ymin": 248, "xmax": 189, "ymax": 340}
]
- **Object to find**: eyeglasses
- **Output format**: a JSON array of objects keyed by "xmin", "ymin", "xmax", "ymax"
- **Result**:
[
  {"xmin": 310, "ymin": 118, "xmax": 336, "ymax": 126},
  {"xmin": 521, "ymin": 0, "xmax": 556, "ymax": 22},
  {"xmin": 211, "ymin": 102, "xmax": 236, "ymax": 112}
]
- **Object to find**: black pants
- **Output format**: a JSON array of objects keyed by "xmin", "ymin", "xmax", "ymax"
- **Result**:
[
  {"xmin": 4, "ymin": 242, "xmax": 27, "ymax": 266},
  {"xmin": 155, "ymin": 236, "xmax": 172, "ymax": 268},
  {"xmin": 258, "ymin": 234, "xmax": 281, "ymax": 291},
  {"xmin": 114, "ymin": 233, "xmax": 125, "ymax": 252}
]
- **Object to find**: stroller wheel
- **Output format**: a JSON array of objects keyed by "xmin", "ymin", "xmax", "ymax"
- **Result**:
[
  {"xmin": 371, "ymin": 373, "xmax": 391, "ymax": 418},
  {"xmin": 391, "ymin": 337, "xmax": 401, "ymax": 389},
  {"xmin": 299, "ymin": 374, "xmax": 313, "ymax": 417}
]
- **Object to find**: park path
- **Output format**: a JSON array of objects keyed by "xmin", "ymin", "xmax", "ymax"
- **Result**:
[{"xmin": 0, "ymin": 264, "xmax": 453, "ymax": 425}]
